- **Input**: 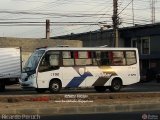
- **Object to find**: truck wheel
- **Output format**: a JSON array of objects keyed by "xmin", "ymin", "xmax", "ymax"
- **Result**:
[
  {"xmin": 35, "ymin": 88, "xmax": 46, "ymax": 93},
  {"xmin": 49, "ymin": 80, "xmax": 61, "ymax": 93},
  {"xmin": 94, "ymin": 86, "xmax": 106, "ymax": 92},
  {"xmin": 0, "ymin": 80, "xmax": 5, "ymax": 92},
  {"xmin": 109, "ymin": 79, "xmax": 122, "ymax": 92}
]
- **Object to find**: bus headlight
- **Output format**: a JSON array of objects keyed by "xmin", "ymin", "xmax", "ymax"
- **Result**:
[{"xmin": 28, "ymin": 74, "xmax": 36, "ymax": 80}]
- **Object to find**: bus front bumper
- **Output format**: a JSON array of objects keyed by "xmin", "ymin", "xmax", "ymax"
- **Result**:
[{"xmin": 19, "ymin": 78, "xmax": 37, "ymax": 88}]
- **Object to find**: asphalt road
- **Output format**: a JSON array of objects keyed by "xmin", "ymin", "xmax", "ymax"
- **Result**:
[
  {"xmin": 1, "ymin": 80, "xmax": 160, "ymax": 95},
  {"xmin": 40, "ymin": 110, "xmax": 160, "ymax": 120},
  {"xmin": 0, "ymin": 81, "xmax": 159, "ymax": 120}
]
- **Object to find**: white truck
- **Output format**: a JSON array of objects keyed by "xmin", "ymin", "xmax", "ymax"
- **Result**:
[{"xmin": 0, "ymin": 47, "xmax": 21, "ymax": 91}]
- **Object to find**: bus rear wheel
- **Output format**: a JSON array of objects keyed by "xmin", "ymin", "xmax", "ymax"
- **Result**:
[
  {"xmin": 49, "ymin": 80, "xmax": 61, "ymax": 93},
  {"xmin": 109, "ymin": 79, "xmax": 122, "ymax": 92},
  {"xmin": 94, "ymin": 86, "xmax": 106, "ymax": 92}
]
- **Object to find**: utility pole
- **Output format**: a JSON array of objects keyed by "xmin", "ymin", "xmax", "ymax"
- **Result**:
[
  {"xmin": 112, "ymin": 0, "xmax": 119, "ymax": 47},
  {"xmin": 132, "ymin": 0, "xmax": 135, "ymax": 26},
  {"xmin": 151, "ymin": 0, "xmax": 156, "ymax": 24},
  {"xmin": 46, "ymin": 19, "xmax": 50, "ymax": 39}
]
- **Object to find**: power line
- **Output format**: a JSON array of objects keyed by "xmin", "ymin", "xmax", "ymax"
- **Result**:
[
  {"xmin": 0, "ymin": 0, "xmax": 160, "ymax": 38},
  {"xmin": 150, "ymin": 0, "xmax": 156, "ymax": 23},
  {"xmin": 0, "ymin": 21, "xmax": 105, "ymax": 26},
  {"xmin": 118, "ymin": 0, "xmax": 133, "ymax": 15},
  {"xmin": 0, "ymin": 10, "xmax": 110, "ymax": 17}
]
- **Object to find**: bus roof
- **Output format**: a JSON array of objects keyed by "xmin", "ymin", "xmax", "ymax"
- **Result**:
[{"xmin": 37, "ymin": 47, "xmax": 138, "ymax": 51}]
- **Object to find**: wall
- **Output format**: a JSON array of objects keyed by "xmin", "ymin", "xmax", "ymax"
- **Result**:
[
  {"xmin": 150, "ymin": 35, "xmax": 160, "ymax": 55},
  {"xmin": 0, "ymin": 37, "xmax": 82, "ymax": 65}
]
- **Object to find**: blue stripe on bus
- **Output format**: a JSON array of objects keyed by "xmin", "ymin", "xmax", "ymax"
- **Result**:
[{"xmin": 66, "ymin": 72, "xmax": 93, "ymax": 87}]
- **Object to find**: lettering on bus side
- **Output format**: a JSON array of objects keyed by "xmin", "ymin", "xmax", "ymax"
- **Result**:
[
  {"xmin": 128, "ymin": 74, "xmax": 136, "ymax": 76},
  {"xmin": 95, "ymin": 73, "xmax": 112, "ymax": 78},
  {"xmin": 51, "ymin": 73, "xmax": 59, "ymax": 77}
]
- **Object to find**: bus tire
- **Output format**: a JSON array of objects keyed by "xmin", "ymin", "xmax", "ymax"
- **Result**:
[
  {"xmin": 109, "ymin": 78, "xmax": 122, "ymax": 92},
  {"xmin": 94, "ymin": 86, "xmax": 106, "ymax": 92},
  {"xmin": 0, "ymin": 80, "xmax": 5, "ymax": 92},
  {"xmin": 49, "ymin": 80, "xmax": 61, "ymax": 93},
  {"xmin": 35, "ymin": 88, "xmax": 46, "ymax": 93}
]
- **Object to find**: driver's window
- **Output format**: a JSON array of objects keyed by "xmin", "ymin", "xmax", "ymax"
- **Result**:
[{"xmin": 38, "ymin": 51, "xmax": 59, "ymax": 72}]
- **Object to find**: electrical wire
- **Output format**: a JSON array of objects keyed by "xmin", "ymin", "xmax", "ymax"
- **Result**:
[
  {"xmin": 118, "ymin": 0, "xmax": 133, "ymax": 15},
  {"xmin": 0, "ymin": 0, "xmax": 160, "ymax": 38}
]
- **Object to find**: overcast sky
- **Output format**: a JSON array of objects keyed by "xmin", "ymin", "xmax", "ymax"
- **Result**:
[{"xmin": 0, "ymin": 0, "xmax": 159, "ymax": 38}]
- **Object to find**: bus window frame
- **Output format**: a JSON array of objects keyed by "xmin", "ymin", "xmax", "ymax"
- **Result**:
[
  {"xmin": 62, "ymin": 50, "xmax": 93, "ymax": 67},
  {"xmin": 61, "ymin": 50, "xmax": 137, "ymax": 67},
  {"xmin": 125, "ymin": 50, "xmax": 137, "ymax": 66}
]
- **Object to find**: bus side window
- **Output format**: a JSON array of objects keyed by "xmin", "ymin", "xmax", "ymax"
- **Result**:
[
  {"xmin": 100, "ymin": 51, "xmax": 109, "ymax": 65},
  {"xmin": 49, "ymin": 54, "xmax": 59, "ymax": 66},
  {"xmin": 92, "ymin": 51, "xmax": 100, "ymax": 65},
  {"xmin": 126, "ymin": 51, "xmax": 136, "ymax": 65},
  {"xmin": 111, "ymin": 51, "xmax": 126, "ymax": 66},
  {"xmin": 92, "ymin": 52, "xmax": 97, "ymax": 65},
  {"xmin": 75, "ymin": 51, "xmax": 92, "ymax": 66},
  {"xmin": 63, "ymin": 51, "xmax": 74, "ymax": 66},
  {"xmin": 38, "ymin": 55, "xmax": 50, "ymax": 72}
]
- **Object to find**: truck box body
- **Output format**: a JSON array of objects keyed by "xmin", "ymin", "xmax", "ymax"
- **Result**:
[
  {"xmin": 0, "ymin": 48, "xmax": 21, "ymax": 78},
  {"xmin": 0, "ymin": 48, "xmax": 21, "ymax": 87}
]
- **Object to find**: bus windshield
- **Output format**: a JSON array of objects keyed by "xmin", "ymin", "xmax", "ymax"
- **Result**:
[{"xmin": 23, "ymin": 50, "xmax": 45, "ymax": 72}]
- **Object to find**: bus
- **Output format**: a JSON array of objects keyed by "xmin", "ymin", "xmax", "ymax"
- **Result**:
[{"xmin": 19, "ymin": 47, "xmax": 140, "ymax": 93}]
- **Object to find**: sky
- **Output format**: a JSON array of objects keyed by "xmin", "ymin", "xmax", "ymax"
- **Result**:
[{"xmin": 0, "ymin": 0, "xmax": 159, "ymax": 38}]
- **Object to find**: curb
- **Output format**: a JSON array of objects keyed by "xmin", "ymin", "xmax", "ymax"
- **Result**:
[{"xmin": 0, "ymin": 103, "xmax": 159, "ymax": 115}]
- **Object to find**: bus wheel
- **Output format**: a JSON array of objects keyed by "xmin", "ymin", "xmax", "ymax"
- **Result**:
[
  {"xmin": 109, "ymin": 79, "xmax": 122, "ymax": 92},
  {"xmin": 49, "ymin": 80, "xmax": 61, "ymax": 93},
  {"xmin": 94, "ymin": 86, "xmax": 106, "ymax": 92},
  {"xmin": 35, "ymin": 88, "xmax": 46, "ymax": 93}
]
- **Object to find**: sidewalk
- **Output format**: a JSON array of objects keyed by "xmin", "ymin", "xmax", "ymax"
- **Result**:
[
  {"xmin": 0, "ymin": 94, "xmax": 159, "ymax": 115},
  {"xmin": 0, "ymin": 102, "xmax": 159, "ymax": 115}
]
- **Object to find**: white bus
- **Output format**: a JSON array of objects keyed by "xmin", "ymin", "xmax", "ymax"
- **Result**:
[{"xmin": 20, "ymin": 47, "xmax": 140, "ymax": 93}]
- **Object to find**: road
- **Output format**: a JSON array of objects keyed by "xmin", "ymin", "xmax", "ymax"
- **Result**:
[
  {"xmin": 0, "ymin": 81, "xmax": 159, "ymax": 120},
  {"xmin": 40, "ymin": 110, "xmax": 160, "ymax": 120},
  {"xmin": 2, "ymin": 80, "xmax": 160, "ymax": 95}
]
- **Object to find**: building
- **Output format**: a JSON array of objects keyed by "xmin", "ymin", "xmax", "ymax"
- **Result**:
[{"xmin": 53, "ymin": 23, "xmax": 160, "ymax": 76}]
